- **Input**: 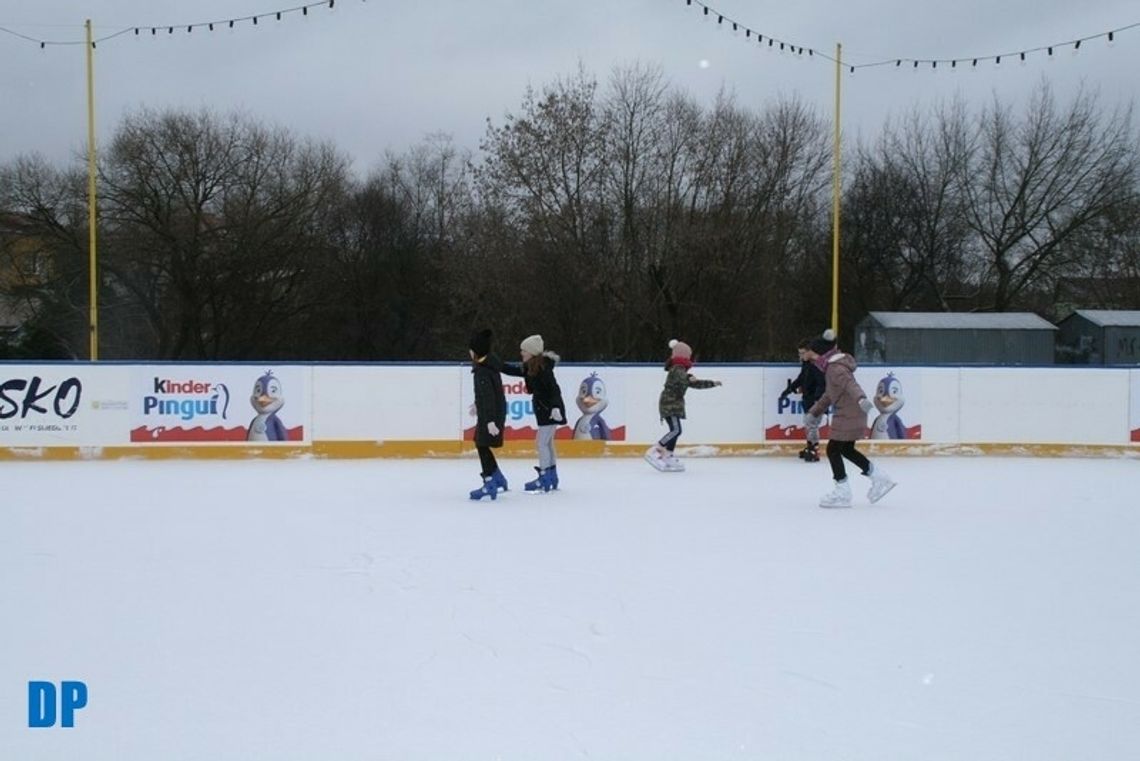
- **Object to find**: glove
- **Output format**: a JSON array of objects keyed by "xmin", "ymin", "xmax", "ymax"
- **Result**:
[
  {"xmin": 550, "ymin": 408, "xmax": 563, "ymax": 422},
  {"xmin": 778, "ymin": 393, "xmax": 788, "ymax": 402},
  {"xmin": 487, "ymin": 421, "xmax": 500, "ymax": 436},
  {"xmin": 858, "ymin": 397, "xmax": 874, "ymax": 414}
]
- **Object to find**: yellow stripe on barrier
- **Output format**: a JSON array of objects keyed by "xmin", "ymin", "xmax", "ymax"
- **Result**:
[{"xmin": 0, "ymin": 441, "xmax": 1137, "ymax": 461}]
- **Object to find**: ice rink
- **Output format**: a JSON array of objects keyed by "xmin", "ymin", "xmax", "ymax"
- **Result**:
[{"xmin": 3, "ymin": 454, "xmax": 1139, "ymax": 760}]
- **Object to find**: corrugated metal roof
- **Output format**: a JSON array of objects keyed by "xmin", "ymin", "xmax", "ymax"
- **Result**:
[
  {"xmin": 866, "ymin": 312, "xmax": 1056, "ymax": 330},
  {"xmin": 1070, "ymin": 310, "xmax": 1140, "ymax": 327}
]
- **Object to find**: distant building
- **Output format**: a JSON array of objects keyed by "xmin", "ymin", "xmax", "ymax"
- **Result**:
[
  {"xmin": 854, "ymin": 312, "xmax": 1057, "ymax": 365},
  {"xmin": 1055, "ymin": 310, "xmax": 1140, "ymax": 365}
]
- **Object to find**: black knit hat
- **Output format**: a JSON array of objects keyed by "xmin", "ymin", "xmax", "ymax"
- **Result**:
[
  {"xmin": 469, "ymin": 328, "xmax": 492, "ymax": 357},
  {"xmin": 808, "ymin": 329, "xmax": 837, "ymax": 354}
]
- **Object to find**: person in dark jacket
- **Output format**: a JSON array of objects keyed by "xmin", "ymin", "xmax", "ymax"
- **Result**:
[
  {"xmin": 497, "ymin": 334, "xmax": 566, "ymax": 492},
  {"xmin": 805, "ymin": 330, "xmax": 897, "ymax": 508},
  {"xmin": 468, "ymin": 328, "xmax": 509, "ymax": 501},
  {"xmin": 645, "ymin": 339, "xmax": 722, "ymax": 472},
  {"xmin": 779, "ymin": 338, "xmax": 827, "ymax": 461}
]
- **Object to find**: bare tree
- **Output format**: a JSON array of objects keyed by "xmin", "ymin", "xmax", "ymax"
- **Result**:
[
  {"xmin": 98, "ymin": 108, "xmax": 350, "ymax": 359},
  {"xmin": 845, "ymin": 102, "xmax": 974, "ymax": 314},
  {"xmin": 959, "ymin": 83, "xmax": 1138, "ymax": 311},
  {"xmin": 0, "ymin": 155, "xmax": 89, "ymax": 357}
]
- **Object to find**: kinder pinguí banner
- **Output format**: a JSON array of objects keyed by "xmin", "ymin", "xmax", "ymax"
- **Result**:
[
  {"xmin": 461, "ymin": 364, "xmax": 626, "ymax": 441},
  {"xmin": 765, "ymin": 364, "xmax": 923, "ymax": 440},
  {"xmin": 131, "ymin": 366, "xmax": 310, "ymax": 443}
]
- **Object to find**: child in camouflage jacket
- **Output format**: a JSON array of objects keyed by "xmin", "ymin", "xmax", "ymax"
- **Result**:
[{"xmin": 646, "ymin": 339, "xmax": 722, "ymax": 471}]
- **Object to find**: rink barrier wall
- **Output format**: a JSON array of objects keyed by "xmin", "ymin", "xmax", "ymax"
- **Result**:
[{"xmin": 1, "ymin": 362, "xmax": 1138, "ymax": 459}]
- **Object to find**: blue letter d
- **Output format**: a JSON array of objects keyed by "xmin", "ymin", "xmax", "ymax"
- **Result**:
[{"xmin": 28, "ymin": 681, "xmax": 56, "ymax": 728}]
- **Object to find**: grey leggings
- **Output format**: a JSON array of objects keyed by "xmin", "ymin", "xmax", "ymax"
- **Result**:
[
  {"xmin": 803, "ymin": 411, "xmax": 821, "ymax": 445},
  {"xmin": 537, "ymin": 424, "xmax": 558, "ymax": 469}
]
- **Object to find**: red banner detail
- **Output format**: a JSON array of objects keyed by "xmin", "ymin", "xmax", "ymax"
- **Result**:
[{"xmin": 131, "ymin": 426, "xmax": 305, "ymax": 442}]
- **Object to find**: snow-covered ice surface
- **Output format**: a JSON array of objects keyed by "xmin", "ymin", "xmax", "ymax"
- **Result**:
[{"xmin": 3, "ymin": 456, "xmax": 1139, "ymax": 760}]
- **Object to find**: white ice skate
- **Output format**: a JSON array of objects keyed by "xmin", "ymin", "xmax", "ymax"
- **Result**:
[
  {"xmin": 644, "ymin": 446, "xmax": 682, "ymax": 472},
  {"xmin": 644, "ymin": 446, "xmax": 668, "ymax": 471},
  {"xmin": 867, "ymin": 465, "xmax": 897, "ymax": 504},
  {"xmin": 819, "ymin": 479, "xmax": 853, "ymax": 508}
]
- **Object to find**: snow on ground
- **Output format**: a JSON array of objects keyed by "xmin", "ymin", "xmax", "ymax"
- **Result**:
[{"xmin": 2, "ymin": 455, "xmax": 1139, "ymax": 760}]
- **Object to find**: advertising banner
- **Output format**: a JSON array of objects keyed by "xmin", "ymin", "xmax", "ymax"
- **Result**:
[
  {"xmin": 131, "ymin": 366, "xmax": 310, "ymax": 444},
  {"xmin": 765, "ymin": 363, "xmax": 922, "ymax": 440},
  {"xmin": 0, "ymin": 364, "xmax": 131, "ymax": 447},
  {"xmin": 461, "ymin": 364, "xmax": 627, "ymax": 442},
  {"xmin": 1132, "ymin": 370, "xmax": 1140, "ymax": 443}
]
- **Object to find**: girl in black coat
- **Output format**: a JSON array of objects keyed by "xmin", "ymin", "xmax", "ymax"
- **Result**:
[
  {"xmin": 779, "ymin": 338, "xmax": 827, "ymax": 461},
  {"xmin": 468, "ymin": 329, "xmax": 508, "ymax": 500},
  {"xmin": 498, "ymin": 334, "xmax": 566, "ymax": 492}
]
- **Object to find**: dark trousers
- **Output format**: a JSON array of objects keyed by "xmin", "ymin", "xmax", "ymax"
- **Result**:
[
  {"xmin": 827, "ymin": 439, "xmax": 871, "ymax": 482},
  {"xmin": 477, "ymin": 445, "xmax": 498, "ymax": 477},
  {"xmin": 658, "ymin": 416, "xmax": 682, "ymax": 452}
]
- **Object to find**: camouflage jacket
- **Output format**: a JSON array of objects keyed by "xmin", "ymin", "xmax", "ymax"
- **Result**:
[{"xmin": 658, "ymin": 360, "xmax": 717, "ymax": 419}]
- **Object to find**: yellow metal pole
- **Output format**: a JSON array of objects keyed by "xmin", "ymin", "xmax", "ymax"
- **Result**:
[
  {"xmin": 86, "ymin": 19, "xmax": 98, "ymax": 360},
  {"xmin": 830, "ymin": 42, "xmax": 842, "ymax": 336}
]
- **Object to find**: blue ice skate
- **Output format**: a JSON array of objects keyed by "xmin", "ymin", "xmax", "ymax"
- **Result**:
[
  {"xmin": 543, "ymin": 465, "xmax": 559, "ymax": 491},
  {"xmin": 490, "ymin": 468, "xmax": 509, "ymax": 492},
  {"xmin": 524, "ymin": 467, "xmax": 545, "ymax": 492},
  {"xmin": 469, "ymin": 476, "xmax": 499, "ymax": 501}
]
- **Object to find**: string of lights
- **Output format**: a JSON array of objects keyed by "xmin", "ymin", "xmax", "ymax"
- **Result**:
[
  {"xmin": 682, "ymin": 0, "xmax": 1140, "ymax": 73},
  {"xmin": 0, "ymin": 0, "xmax": 347, "ymax": 49}
]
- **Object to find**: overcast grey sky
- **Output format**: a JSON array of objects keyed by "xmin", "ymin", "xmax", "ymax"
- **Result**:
[{"xmin": 2, "ymin": 0, "xmax": 1138, "ymax": 175}]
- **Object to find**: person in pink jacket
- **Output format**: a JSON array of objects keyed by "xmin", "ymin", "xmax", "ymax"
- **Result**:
[{"xmin": 805, "ymin": 330, "xmax": 897, "ymax": 508}]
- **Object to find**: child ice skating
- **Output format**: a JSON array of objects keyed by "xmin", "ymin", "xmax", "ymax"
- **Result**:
[
  {"xmin": 497, "ymin": 334, "xmax": 566, "ymax": 492},
  {"xmin": 645, "ymin": 339, "xmax": 722, "ymax": 472},
  {"xmin": 467, "ymin": 329, "xmax": 509, "ymax": 500},
  {"xmin": 778, "ymin": 339, "xmax": 826, "ymax": 461},
  {"xmin": 804, "ymin": 330, "xmax": 897, "ymax": 507}
]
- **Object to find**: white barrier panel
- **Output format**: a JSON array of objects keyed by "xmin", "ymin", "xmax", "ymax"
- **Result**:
[
  {"xmin": 312, "ymin": 364, "xmax": 460, "ymax": 441},
  {"xmin": 2, "ymin": 362, "xmax": 1138, "ymax": 453},
  {"xmin": 959, "ymin": 367, "xmax": 1130, "ymax": 445}
]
